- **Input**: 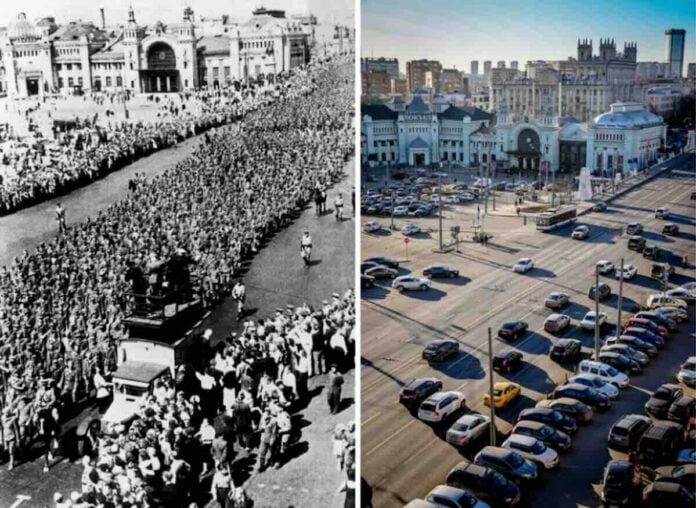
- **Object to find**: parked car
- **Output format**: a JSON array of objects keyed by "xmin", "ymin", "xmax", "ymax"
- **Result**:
[
  {"xmin": 423, "ymin": 265, "xmax": 459, "ymax": 278},
  {"xmin": 667, "ymin": 395, "xmax": 696, "ymax": 426},
  {"xmin": 424, "ymin": 485, "xmax": 491, "ymax": 508},
  {"xmin": 364, "ymin": 256, "xmax": 399, "ymax": 269},
  {"xmin": 544, "ymin": 314, "xmax": 571, "ymax": 334},
  {"xmin": 581, "ymin": 311, "xmax": 607, "ymax": 331},
  {"xmin": 643, "ymin": 244, "xmax": 661, "ymax": 260},
  {"xmin": 510, "ymin": 420, "xmax": 571, "ymax": 451},
  {"xmin": 418, "ymin": 391, "xmax": 466, "ymax": 422},
  {"xmin": 517, "ymin": 407, "xmax": 577, "ymax": 434},
  {"xmin": 536, "ymin": 398, "xmax": 594, "ymax": 423},
  {"xmin": 596, "ymin": 260, "xmax": 615, "ymax": 274},
  {"xmin": 361, "ymin": 274, "xmax": 375, "ymax": 289},
  {"xmin": 642, "ymin": 481, "xmax": 694, "ymax": 506},
  {"xmin": 484, "ymin": 382, "xmax": 521, "ymax": 409},
  {"xmin": 662, "ymin": 223, "xmax": 679, "ymax": 236},
  {"xmin": 568, "ymin": 373, "xmax": 620, "ymax": 399},
  {"xmin": 512, "ymin": 258, "xmax": 534, "ymax": 273},
  {"xmin": 654, "ymin": 464, "xmax": 696, "ymax": 488},
  {"xmin": 666, "ymin": 287, "xmax": 695, "ymax": 304},
  {"xmin": 400, "ymin": 377, "xmax": 443, "ymax": 407},
  {"xmin": 577, "ymin": 359, "xmax": 629, "ymax": 388},
  {"xmin": 549, "ymin": 383, "xmax": 611, "ymax": 410},
  {"xmin": 593, "ymin": 201, "xmax": 607, "ymax": 212},
  {"xmin": 676, "ymin": 448, "xmax": 696, "ymax": 464},
  {"xmin": 638, "ymin": 421, "xmax": 684, "ymax": 467},
  {"xmin": 572, "ymin": 225, "xmax": 590, "ymax": 240},
  {"xmin": 650, "ymin": 263, "xmax": 675, "ymax": 281},
  {"xmin": 446, "ymin": 414, "xmax": 491, "ymax": 447},
  {"xmin": 628, "ymin": 235, "xmax": 646, "ymax": 252},
  {"xmin": 502, "ymin": 434, "xmax": 559, "ymax": 470},
  {"xmin": 497, "ymin": 320, "xmax": 529, "ymax": 340},
  {"xmin": 645, "ymin": 384, "xmax": 684, "ymax": 419},
  {"xmin": 623, "ymin": 317, "xmax": 668, "ymax": 337},
  {"xmin": 393, "ymin": 276, "xmax": 432, "ymax": 292},
  {"xmin": 549, "ymin": 339, "xmax": 582, "ymax": 362},
  {"xmin": 361, "ymin": 261, "xmax": 381, "ymax": 273},
  {"xmin": 365, "ymin": 265, "xmax": 398, "ymax": 279},
  {"xmin": 608, "ymin": 414, "xmax": 651, "ymax": 453},
  {"xmin": 623, "ymin": 327, "xmax": 664, "ymax": 349},
  {"xmin": 474, "ymin": 446, "xmax": 538, "ymax": 481},
  {"xmin": 603, "ymin": 343, "xmax": 649, "ymax": 365},
  {"xmin": 653, "ymin": 306, "xmax": 688, "ymax": 322},
  {"xmin": 604, "ymin": 335, "xmax": 658, "ymax": 357},
  {"xmin": 598, "ymin": 351, "xmax": 642, "ymax": 375},
  {"xmin": 634, "ymin": 311, "xmax": 677, "ymax": 331},
  {"xmin": 422, "ymin": 339, "xmax": 459, "ymax": 362},
  {"xmin": 363, "ymin": 221, "xmax": 382, "ymax": 233},
  {"xmin": 615, "ymin": 264, "xmax": 638, "ymax": 280},
  {"xmin": 492, "ymin": 350, "xmax": 523, "ymax": 373},
  {"xmin": 677, "ymin": 357, "xmax": 696, "ymax": 388},
  {"xmin": 445, "ymin": 461, "xmax": 521, "ymax": 506},
  {"xmin": 588, "ymin": 282, "xmax": 611, "ymax": 301},
  {"xmin": 601, "ymin": 460, "xmax": 637, "ymax": 507},
  {"xmin": 545, "ymin": 291, "xmax": 569, "ymax": 309},
  {"xmin": 626, "ymin": 222, "xmax": 643, "ymax": 235},
  {"xmin": 655, "ymin": 207, "xmax": 670, "ymax": 219}
]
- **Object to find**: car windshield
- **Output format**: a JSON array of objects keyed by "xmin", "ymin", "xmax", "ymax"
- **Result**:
[
  {"xmin": 502, "ymin": 322, "xmax": 515, "ymax": 329},
  {"xmin": 606, "ymin": 366, "xmax": 619, "ymax": 376},
  {"xmin": 490, "ymin": 471, "xmax": 508, "ymax": 487},
  {"xmin": 531, "ymin": 441, "xmax": 546, "ymax": 454},
  {"xmin": 592, "ymin": 378, "xmax": 604, "ymax": 388},
  {"xmin": 508, "ymin": 453, "xmax": 524, "ymax": 467},
  {"xmin": 684, "ymin": 363, "xmax": 696, "ymax": 371},
  {"xmin": 493, "ymin": 390, "xmax": 502, "ymax": 397},
  {"xmin": 653, "ymin": 390, "xmax": 671, "ymax": 400},
  {"xmin": 420, "ymin": 403, "xmax": 436, "ymax": 412},
  {"xmin": 452, "ymin": 423, "xmax": 471, "ymax": 432},
  {"xmin": 550, "ymin": 411, "xmax": 563, "ymax": 422}
]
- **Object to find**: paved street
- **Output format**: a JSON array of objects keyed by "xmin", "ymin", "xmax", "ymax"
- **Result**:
[
  {"xmin": 0, "ymin": 138, "xmax": 356, "ymax": 508},
  {"xmin": 360, "ymin": 153, "xmax": 695, "ymax": 507}
]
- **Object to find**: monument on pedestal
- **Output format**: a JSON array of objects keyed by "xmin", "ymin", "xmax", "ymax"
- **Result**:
[{"xmin": 576, "ymin": 166, "xmax": 593, "ymax": 201}]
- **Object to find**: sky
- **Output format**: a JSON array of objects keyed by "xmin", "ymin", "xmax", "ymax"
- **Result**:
[
  {"xmin": 0, "ymin": 0, "xmax": 353, "ymax": 29},
  {"xmin": 362, "ymin": 0, "xmax": 696, "ymax": 73}
]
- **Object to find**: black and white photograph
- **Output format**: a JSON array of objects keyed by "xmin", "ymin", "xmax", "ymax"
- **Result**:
[{"xmin": 0, "ymin": 1, "xmax": 355, "ymax": 507}]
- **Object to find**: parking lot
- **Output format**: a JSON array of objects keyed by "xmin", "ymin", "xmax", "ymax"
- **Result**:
[{"xmin": 360, "ymin": 153, "xmax": 695, "ymax": 507}]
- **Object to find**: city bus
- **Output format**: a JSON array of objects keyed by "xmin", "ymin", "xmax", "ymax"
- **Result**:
[{"xmin": 536, "ymin": 207, "xmax": 577, "ymax": 232}]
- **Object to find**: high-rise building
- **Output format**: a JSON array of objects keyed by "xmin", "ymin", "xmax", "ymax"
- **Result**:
[
  {"xmin": 440, "ymin": 68, "xmax": 464, "ymax": 92},
  {"xmin": 664, "ymin": 29, "xmax": 686, "ymax": 78},
  {"xmin": 470, "ymin": 60, "xmax": 479, "ymax": 75},
  {"xmin": 483, "ymin": 60, "xmax": 492, "ymax": 75},
  {"xmin": 510, "ymin": 60, "xmax": 519, "ymax": 70},
  {"xmin": 406, "ymin": 59, "xmax": 442, "ymax": 91},
  {"xmin": 497, "ymin": 60, "xmax": 506, "ymax": 68},
  {"xmin": 361, "ymin": 57, "xmax": 400, "ymax": 80},
  {"xmin": 688, "ymin": 62, "xmax": 696, "ymax": 79},
  {"xmin": 361, "ymin": 69, "xmax": 391, "ymax": 96}
]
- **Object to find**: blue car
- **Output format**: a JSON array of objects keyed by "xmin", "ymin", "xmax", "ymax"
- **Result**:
[
  {"xmin": 677, "ymin": 448, "xmax": 696, "ymax": 464},
  {"xmin": 623, "ymin": 327, "xmax": 664, "ymax": 349}
]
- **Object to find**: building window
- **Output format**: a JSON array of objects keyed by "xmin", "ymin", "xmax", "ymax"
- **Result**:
[
  {"xmin": 66, "ymin": 63, "xmax": 72, "ymax": 71},
  {"xmin": 106, "ymin": 76, "xmax": 112, "ymax": 87},
  {"xmin": 58, "ymin": 77, "xmax": 64, "ymax": 88},
  {"xmin": 56, "ymin": 63, "xmax": 62, "ymax": 71},
  {"xmin": 116, "ymin": 76, "xmax": 122, "ymax": 87},
  {"xmin": 75, "ymin": 63, "xmax": 82, "ymax": 70},
  {"xmin": 78, "ymin": 77, "xmax": 83, "ymax": 86},
  {"xmin": 212, "ymin": 67, "xmax": 219, "ymax": 78},
  {"xmin": 68, "ymin": 77, "xmax": 74, "ymax": 87}
]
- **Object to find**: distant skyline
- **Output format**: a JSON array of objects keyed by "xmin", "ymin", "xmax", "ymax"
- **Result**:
[
  {"xmin": 362, "ymin": 0, "xmax": 695, "ymax": 73},
  {"xmin": 0, "ymin": 0, "xmax": 353, "ymax": 29}
]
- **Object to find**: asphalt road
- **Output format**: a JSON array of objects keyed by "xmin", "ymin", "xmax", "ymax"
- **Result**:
[{"xmin": 360, "ymin": 153, "xmax": 695, "ymax": 507}]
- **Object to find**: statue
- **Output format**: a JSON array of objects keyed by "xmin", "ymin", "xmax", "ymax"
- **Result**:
[{"xmin": 576, "ymin": 166, "xmax": 593, "ymax": 201}]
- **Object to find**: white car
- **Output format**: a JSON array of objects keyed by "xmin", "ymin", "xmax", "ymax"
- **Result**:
[
  {"xmin": 596, "ymin": 260, "xmax": 615, "ymax": 275},
  {"xmin": 677, "ymin": 357, "xmax": 696, "ymax": 388},
  {"xmin": 401, "ymin": 223, "xmax": 421, "ymax": 236},
  {"xmin": 577, "ymin": 359, "xmax": 630, "ymax": 388},
  {"xmin": 568, "ymin": 373, "xmax": 620, "ymax": 399},
  {"xmin": 655, "ymin": 207, "xmax": 670, "ymax": 219},
  {"xmin": 572, "ymin": 225, "xmax": 589, "ymax": 240},
  {"xmin": 615, "ymin": 264, "xmax": 637, "ymax": 280},
  {"xmin": 363, "ymin": 221, "xmax": 382, "ymax": 233},
  {"xmin": 445, "ymin": 414, "xmax": 490, "ymax": 447},
  {"xmin": 457, "ymin": 193, "xmax": 476, "ymax": 202},
  {"xmin": 392, "ymin": 276, "xmax": 432, "ymax": 292},
  {"xmin": 513, "ymin": 258, "xmax": 534, "ymax": 273},
  {"xmin": 442, "ymin": 196, "xmax": 460, "ymax": 204},
  {"xmin": 418, "ymin": 391, "xmax": 466, "ymax": 422},
  {"xmin": 393, "ymin": 205, "xmax": 410, "ymax": 216},
  {"xmin": 581, "ymin": 311, "xmax": 607, "ymax": 331},
  {"xmin": 666, "ymin": 287, "xmax": 695, "ymax": 303},
  {"xmin": 646, "ymin": 294, "xmax": 688, "ymax": 310},
  {"xmin": 502, "ymin": 434, "xmax": 559, "ymax": 470}
]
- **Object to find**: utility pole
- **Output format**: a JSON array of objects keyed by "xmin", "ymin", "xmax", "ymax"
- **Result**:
[
  {"xmin": 438, "ymin": 172, "xmax": 443, "ymax": 250},
  {"xmin": 484, "ymin": 161, "xmax": 489, "ymax": 215},
  {"xmin": 491, "ymin": 162, "xmax": 497, "ymax": 211},
  {"xmin": 390, "ymin": 189, "xmax": 395, "ymax": 230},
  {"xmin": 594, "ymin": 264, "xmax": 600, "ymax": 360},
  {"xmin": 617, "ymin": 258, "xmax": 624, "ymax": 337},
  {"xmin": 487, "ymin": 327, "xmax": 496, "ymax": 446}
]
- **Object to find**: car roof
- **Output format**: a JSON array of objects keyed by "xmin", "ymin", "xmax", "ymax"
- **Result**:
[
  {"xmin": 406, "ymin": 377, "xmax": 437, "ymax": 388},
  {"xmin": 607, "ymin": 460, "xmax": 632, "ymax": 473},
  {"xmin": 494, "ymin": 381, "xmax": 517, "ymax": 390},
  {"xmin": 515, "ymin": 420, "xmax": 545, "ymax": 430},
  {"xmin": 558, "ymin": 383, "xmax": 589, "ymax": 392},
  {"xmin": 507, "ymin": 434, "xmax": 538, "ymax": 447},
  {"xmin": 455, "ymin": 414, "xmax": 486, "ymax": 425},
  {"xmin": 478, "ymin": 446, "xmax": 511, "ymax": 459},
  {"xmin": 449, "ymin": 461, "xmax": 487, "ymax": 476},
  {"xmin": 649, "ymin": 481, "xmax": 683, "ymax": 493},
  {"xmin": 557, "ymin": 338, "xmax": 580, "ymax": 345},
  {"xmin": 494, "ymin": 350, "xmax": 518, "ymax": 359},
  {"xmin": 427, "ymin": 484, "xmax": 472, "ymax": 500}
]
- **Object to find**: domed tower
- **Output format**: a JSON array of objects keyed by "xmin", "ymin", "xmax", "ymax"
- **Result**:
[
  {"xmin": 123, "ymin": 6, "xmax": 145, "ymax": 91},
  {"xmin": 3, "ymin": 13, "xmax": 54, "ymax": 97}
]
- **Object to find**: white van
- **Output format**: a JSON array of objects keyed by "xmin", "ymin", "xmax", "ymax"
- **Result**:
[
  {"xmin": 577, "ymin": 359, "xmax": 629, "ymax": 388},
  {"xmin": 646, "ymin": 294, "xmax": 688, "ymax": 310}
]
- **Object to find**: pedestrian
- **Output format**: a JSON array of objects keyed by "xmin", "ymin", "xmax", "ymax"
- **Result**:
[
  {"xmin": 231, "ymin": 280, "xmax": 246, "ymax": 320},
  {"xmin": 300, "ymin": 231, "xmax": 312, "ymax": 267},
  {"xmin": 327, "ymin": 365, "xmax": 343, "ymax": 414},
  {"xmin": 210, "ymin": 463, "xmax": 234, "ymax": 508},
  {"xmin": 55, "ymin": 202, "xmax": 66, "ymax": 233},
  {"xmin": 334, "ymin": 192, "xmax": 344, "ymax": 221},
  {"xmin": 256, "ymin": 410, "xmax": 278, "ymax": 472}
]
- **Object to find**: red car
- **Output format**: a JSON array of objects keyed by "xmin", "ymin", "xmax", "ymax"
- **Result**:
[{"xmin": 623, "ymin": 317, "xmax": 668, "ymax": 338}]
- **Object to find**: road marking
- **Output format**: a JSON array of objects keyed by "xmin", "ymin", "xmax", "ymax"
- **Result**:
[
  {"xmin": 365, "ymin": 419, "xmax": 418, "ymax": 456},
  {"xmin": 10, "ymin": 495, "xmax": 31, "ymax": 508},
  {"xmin": 362, "ymin": 412, "xmax": 383, "ymax": 426}
]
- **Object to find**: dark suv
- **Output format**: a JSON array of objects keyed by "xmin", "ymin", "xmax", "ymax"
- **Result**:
[
  {"xmin": 492, "ymin": 350, "xmax": 523, "ymax": 373},
  {"xmin": 662, "ymin": 223, "xmax": 679, "ymax": 236},
  {"xmin": 645, "ymin": 384, "xmax": 684, "ymax": 419},
  {"xmin": 643, "ymin": 245, "xmax": 661, "ymax": 260},
  {"xmin": 588, "ymin": 283, "xmax": 611, "ymax": 301},
  {"xmin": 601, "ymin": 460, "xmax": 636, "ymax": 506},
  {"xmin": 626, "ymin": 222, "xmax": 643, "ymax": 235},
  {"xmin": 550, "ymin": 383, "xmax": 611, "ymax": 410},
  {"xmin": 608, "ymin": 414, "xmax": 651, "ymax": 453},
  {"xmin": 445, "ymin": 461, "xmax": 521, "ymax": 506},
  {"xmin": 473, "ymin": 446, "xmax": 538, "ymax": 481},
  {"xmin": 598, "ymin": 351, "xmax": 642, "ymax": 375},
  {"xmin": 667, "ymin": 395, "xmax": 696, "ymax": 425},
  {"xmin": 399, "ymin": 377, "xmax": 443, "ymax": 407},
  {"xmin": 550, "ymin": 339, "xmax": 582, "ymax": 362},
  {"xmin": 422, "ymin": 339, "xmax": 459, "ymax": 362},
  {"xmin": 517, "ymin": 407, "xmax": 577, "ymax": 434},
  {"xmin": 638, "ymin": 422, "xmax": 684, "ymax": 467},
  {"xmin": 497, "ymin": 320, "xmax": 529, "ymax": 341}
]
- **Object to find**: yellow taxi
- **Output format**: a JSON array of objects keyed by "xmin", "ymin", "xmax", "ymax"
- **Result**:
[{"xmin": 483, "ymin": 382, "xmax": 521, "ymax": 409}]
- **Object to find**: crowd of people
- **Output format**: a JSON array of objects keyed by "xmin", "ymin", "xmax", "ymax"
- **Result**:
[
  {"xmin": 0, "ymin": 69, "xmax": 313, "ymax": 215},
  {"xmin": 0, "ymin": 53, "xmax": 354, "ymax": 506}
]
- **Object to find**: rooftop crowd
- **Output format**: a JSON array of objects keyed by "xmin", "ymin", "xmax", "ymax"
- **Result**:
[
  {"xmin": 0, "ymin": 68, "xmax": 312, "ymax": 215},
  {"xmin": 0, "ymin": 53, "xmax": 355, "ymax": 506}
]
